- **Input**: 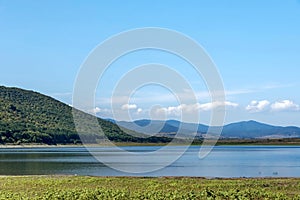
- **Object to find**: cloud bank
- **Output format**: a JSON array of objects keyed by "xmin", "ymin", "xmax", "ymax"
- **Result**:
[
  {"xmin": 271, "ymin": 100, "xmax": 300, "ymax": 112},
  {"xmin": 155, "ymin": 101, "xmax": 239, "ymax": 116},
  {"xmin": 246, "ymin": 100, "xmax": 270, "ymax": 113},
  {"xmin": 121, "ymin": 104, "xmax": 137, "ymax": 110},
  {"xmin": 246, "ymin": 100, "xmax": 300, "ymax": 112}
]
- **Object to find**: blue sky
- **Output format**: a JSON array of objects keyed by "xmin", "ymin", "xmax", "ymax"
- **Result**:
[{"xmin": 1, "ymin": 0, "xmax": 300, "ymax": 126}]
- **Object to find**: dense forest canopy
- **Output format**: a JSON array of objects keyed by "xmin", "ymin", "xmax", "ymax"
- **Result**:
[{"xmin": 0, "ymin": 86, "xmax": 171, "ymax": 144}]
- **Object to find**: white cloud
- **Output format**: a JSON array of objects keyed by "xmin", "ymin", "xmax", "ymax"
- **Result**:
[
  {"xmin": 88, "ymin": 107, "xmax": 102, "ymax": 114},
  {"xmin": 121, "ymin": 104, "xmax": 137, "ymax": 110},
  {"xmin": 155, "ymin": 101, "xmax": 238, "ymax": 116},
  {"xmin": 198, "ymin": 101, "xmax": 239, "ymax": 111},
  {"xmin": 155, "ymin": 105, "xmax": 183, "ymax": 116},
  {"xmin": 246, "ymin": 100, "xmax": 300, "ymax": 113},
  {"xmin": 137, "ymin": 108, "xmax": 143, "ymax": 114},
  {"xmin": 246, "ymin": 100, "xmax": 270, "ymax": 113},
  {"xmin": 271, "ymin": 100, "xmax": 300, "ymax": 112}
]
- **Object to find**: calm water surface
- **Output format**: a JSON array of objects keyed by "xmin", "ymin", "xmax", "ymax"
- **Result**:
[{"xmin": 0, "ymin": 146, "xmax": 300, "ymax": 178}]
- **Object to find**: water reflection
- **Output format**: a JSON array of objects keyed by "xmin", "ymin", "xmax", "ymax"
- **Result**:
[{"xmin": 0, "ymin": 146, "xmax": 300, "ymax": 177}]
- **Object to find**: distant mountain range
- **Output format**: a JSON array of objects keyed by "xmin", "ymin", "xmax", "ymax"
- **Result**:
[
  {"xmin": 1, "ymin": 85, "xmax": 299, "ymax": 145},
  {"xmin": 113, "ymin": 119, "xmax": 300, "ymax": 139}
]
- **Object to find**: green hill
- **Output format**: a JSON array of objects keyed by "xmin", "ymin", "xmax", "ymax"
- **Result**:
[{"xmin": 0, "ymin": 86, "xmax": 171, "ymax": 145}]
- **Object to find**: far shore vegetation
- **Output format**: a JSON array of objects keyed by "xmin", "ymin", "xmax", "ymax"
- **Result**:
[{"xmin": 2, "ymin": 138, "xmax": 300, "ymax": 148}]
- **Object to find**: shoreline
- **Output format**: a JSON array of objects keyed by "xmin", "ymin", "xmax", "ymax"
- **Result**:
[
  {"xmin": 1, "ymin": 142, "xmax": 300, "ymax": 148},
  {"xmin": 2, "ymin": 137, "xmax": 300, "ymax": 148},
  {"xmin": 0, "ymin": 174, "xmax": 300, "ymax": 179}
]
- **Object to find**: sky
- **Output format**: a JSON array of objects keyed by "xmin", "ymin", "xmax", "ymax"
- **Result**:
[{"xmin": 1, "ymin": 0, "xmax": 300, "ymax": 126}]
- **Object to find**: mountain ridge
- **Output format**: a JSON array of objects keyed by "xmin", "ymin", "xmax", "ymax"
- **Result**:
[
  {"xmin": 1, "ymin": 85, "xmax": 299, "ymax": 145},
  {"xmin": 0, "ymin": 86, "xmax": 171, "ymax": 144},
  {"xmin": 114, "ymin": 119, "xmax": 300, "ymax": 139}
]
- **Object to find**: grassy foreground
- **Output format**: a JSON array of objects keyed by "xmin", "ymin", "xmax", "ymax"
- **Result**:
[{"xmin": 0, "ymin": 176, "xmax": 300, "ymax": 199}]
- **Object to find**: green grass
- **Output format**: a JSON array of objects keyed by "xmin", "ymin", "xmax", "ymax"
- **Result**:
[{"xmin": 0, "ymin": 176, "xmax": 300, "ymax": 199}]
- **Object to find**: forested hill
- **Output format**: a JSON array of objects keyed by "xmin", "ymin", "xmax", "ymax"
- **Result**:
[{"xmin": 0, "ymin": 86, "xmax": 171, "ymax": 145}]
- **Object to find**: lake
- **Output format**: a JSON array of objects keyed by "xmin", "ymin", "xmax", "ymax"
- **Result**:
[{"xmin": 0, "ymin": 145, "xmax": 300, "ymax": 178}]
